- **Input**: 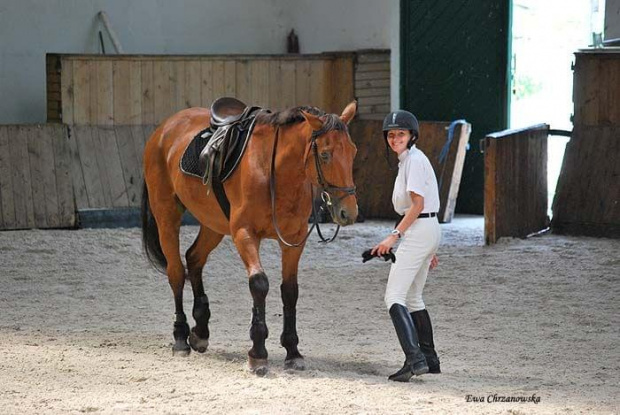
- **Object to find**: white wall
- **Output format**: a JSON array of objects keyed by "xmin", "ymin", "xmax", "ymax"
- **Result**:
[
  {"xmin": 0, "ymin": 0, "xmax": 397, "ymax": 124},
  {"xmin": 606, "ymin": 0, "xmax": 620, "ymax": 39}
]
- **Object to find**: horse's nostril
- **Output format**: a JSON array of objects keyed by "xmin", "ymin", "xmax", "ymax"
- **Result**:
[{"xmin": 340, "ymin": 210, "xmax": 348, "ymax": 220}]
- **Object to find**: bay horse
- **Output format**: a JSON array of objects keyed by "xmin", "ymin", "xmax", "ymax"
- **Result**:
[{"xmin": 141, "ymin": 100, "xmax": 358, "ymax": 375}]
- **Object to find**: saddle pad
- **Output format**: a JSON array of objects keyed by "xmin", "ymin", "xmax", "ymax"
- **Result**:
[
  {"xmin": 180, "ymin": 124, "xmax": 253, "ymax": 182},
  {"xmin": 180, "ymin": 127, "xmax": 211, "ymax": 179}
]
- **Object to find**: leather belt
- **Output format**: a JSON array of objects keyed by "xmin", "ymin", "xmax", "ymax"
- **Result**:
[{"xmin": 418, "ymin": 212, "xmax": 437, "ymax": 218}]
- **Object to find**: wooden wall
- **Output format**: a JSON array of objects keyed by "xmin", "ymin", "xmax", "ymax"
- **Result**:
[
  {"xmin": 0, "ymin": 124, "xmax": 75, "ymax": 230},
  {"xmin": 68, "ymin": 125, "xmax": 156, "ymax": 210},
  {"xmin": 350, "ymin": 119, "xmax": 470, "ymax": 221},
  {"xmin": 46, "ymin": 53, "xmax": 356, "ymax": 126},
  {"xmin": 484, "ymin": 124, "xmax": 549, "ymax": 245},
  {"xmin": 552, "ymin": 50, "xmax": 620, "ymax": 238},
  {"xmin": 354, "ymin": 50, "xmax": 390, "ymax": 119}
]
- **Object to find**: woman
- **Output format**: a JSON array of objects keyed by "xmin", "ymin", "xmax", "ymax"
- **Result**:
[{"xmin": 371, "ymin": 110, "xmax": 442, "ymax": 382}]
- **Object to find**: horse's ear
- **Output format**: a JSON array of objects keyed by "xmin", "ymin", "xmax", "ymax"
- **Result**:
[
  {"xmin": 301, "ymin": 110, "xmax": 324, "ymax": 131},
  {"xmin": 340, "ymin": 100, "xmax": 357, "ymax": 124}
]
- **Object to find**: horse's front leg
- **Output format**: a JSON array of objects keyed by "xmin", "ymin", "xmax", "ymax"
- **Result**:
[
  {"xmin": 279, "ymin": 243, "xmax": 306, "ymax": 370},
  {"xmin": 232, "ymin": 228, "xmax": 269, "ymax": 376}
]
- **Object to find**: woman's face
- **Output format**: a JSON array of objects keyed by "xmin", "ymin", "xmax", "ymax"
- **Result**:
[{"xmin": 386, "ymin": 129, "xmax": 411, "ymax": 155}]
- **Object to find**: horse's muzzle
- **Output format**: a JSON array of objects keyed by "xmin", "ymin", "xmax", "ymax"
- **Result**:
[{"xmin": 332, "ymin": 202, "xmax": 358, "ymax": 226}]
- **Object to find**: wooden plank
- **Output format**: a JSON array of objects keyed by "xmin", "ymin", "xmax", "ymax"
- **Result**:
[
  {"xmin": 66, "ymin": 126, "xmax": 89, "ymax": 209},
  {"xmin": 250, "ymin": 60, "xmax": 270, "ymax": 107},
  {"xmin": 153, "ymin": 60, "xmax": 172, "ymax": 124},
  {"xmin": 39, "ymin": 126, "xmax": 61, "ymax": 227},
  {"xmin": 235, "ymin": 59, "xmax": 250, "ymax": 103},
  {"xmin": 358, "ymin": 104, "xmax": 390, "ymax": 114},
  {"xmin": 212, "ymin": 60, "xmax": 226, "ymax": 103},
  {"xmin": 27, "ymin": 127, "xmax": 50, "ymax": 227},
  {"xmin": 355, "ymin": 70, "xmax": 390, "ymax": 81},
  {"xmin": 141, "ymin": 60, "xmax": 155, "ymax": 124},
  {"xmin": 295, "ymin": 60, "xmax": 311, "ymax": 106},
  {"xmin": 355, "ymin": 87, "xmax": 391, "ymax": 98},
  {"xmin": 97, "ymin": 127, "xmax": 129, "ymax": 207},
  {"xmin": 355, "ymin": 62, "xmax": 390, "ymax": 72},
  {"xmin": 330, "ymin": 57, "xmax": 355, "ymax": 114},
  {"xmin": 443, "ymin": 123, "xmax": 471, "ymax": 222},
  {"xmin": 268, "ymin": 60, "xmax": 282, "ymax": 110},
  {"xmin": 171, "ymin": 60, "xmax": 186, "ymax": 112},
  {"xmin": 0, "ymin": 127, "xmax": 15, "ymax": 229},
  {"xmin": 115, "ymin": 126, "xmax": 142, "ymax": 206},
  {"xmin": 185, "ymin": 60, "xmax": 202, "ymax": 108},
  {"xmin": 280, "ymin": 60, "xmax": 296, "ymax": 110},
  {"xmin": 131, "ymin": 125, "xmax": 147, "ymax": 179},
  {"xmin": 356, "ymin": 79, "xmax": 391, "ymax": 89},
  {"xmin": 484, "ymin": 137, "xmax": 497, "ymax": 244},
  {"xmin": 200, "ymin": 60, "xmax": 214, "ymax": 108},
  {"xmin": 358, "ymin": 95, "xmax": 390, "ymax": 105},
  {"xmin": 9, "ymin": 126, "xmax": 35, "ymax": 229},
  {"xmin": 357, "ymin": 53, "xmax": 390, "ymax": 63},
  {"xmin": 113, "ymin": 60, "xmax": 132, "ymax": 124},
  {"xmin": 128, "ymin": 60, "xmax": 142, "ymax": 124},
  {"xmin": 308, "ymin": 60, "xmax": 325, "ymax": 108},
  {"xmin": 72, "ymin": 59, "xmax": 93, "ymax": 124},
  {"xmin": 74, "ymin": 125, "xmax": 106, "ymax": 207},
  {"xmin": 96, "ymin": 60, "xmax": 114, "ymax": 124},
  {"xmin": 224, "ymin": 60, "xmax": 236, "ymax": 97},
  {"xmin": 51, "ymin": 125, "xmax": 76, "ymax": 227}
]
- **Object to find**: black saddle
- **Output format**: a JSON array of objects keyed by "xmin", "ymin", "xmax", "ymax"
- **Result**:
[{"xmin": 180, "ymin": 97, "xmax": 265, "ymax": 219}]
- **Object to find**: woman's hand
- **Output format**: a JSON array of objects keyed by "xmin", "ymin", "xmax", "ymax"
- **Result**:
[
  {"xmin": 429, "ymin": 254, "xmax": 439, "ymax": 270},
  {"xmin": 371, "ymin": 234, "xmax": 398, "ymax": 256}
]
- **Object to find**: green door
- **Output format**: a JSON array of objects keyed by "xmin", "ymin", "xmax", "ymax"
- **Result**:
[{"xmin": 401, "ymin": 0, "xmax": 512, "ymax": 214}]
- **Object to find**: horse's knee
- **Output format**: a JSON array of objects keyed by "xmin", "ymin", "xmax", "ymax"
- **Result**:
[{"xmin": 249, "ymin": 272, "xmax": 269, "ymax": 302}]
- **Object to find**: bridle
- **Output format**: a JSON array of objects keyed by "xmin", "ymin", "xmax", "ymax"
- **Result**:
[{"xmin": 270, "ymin": 125, "xmax": 356, "ymax": 247}]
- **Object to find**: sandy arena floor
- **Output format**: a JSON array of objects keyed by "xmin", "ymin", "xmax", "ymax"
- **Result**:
[{"xmin": 0, "ymin": 216, "xmax": 618, "ymax": 414}]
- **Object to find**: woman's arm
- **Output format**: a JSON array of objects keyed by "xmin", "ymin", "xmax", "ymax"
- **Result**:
[
  {"xmin": 395, "ymin": 191, "xmax": 424, "ymax": 236},
  {"xmin": 371, "ymin": 191, "xmax": 424, "ymax": 256}
]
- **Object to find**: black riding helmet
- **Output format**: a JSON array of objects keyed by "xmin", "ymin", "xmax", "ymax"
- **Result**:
[{"xmin": 382, "ymin": 110, "xmax": 420, "ymax": 149}]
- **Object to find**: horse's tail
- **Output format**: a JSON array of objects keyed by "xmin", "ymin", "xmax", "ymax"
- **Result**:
[{"xmin": 141, "ymin": 180, "xmax": 167, "ymax": 273}]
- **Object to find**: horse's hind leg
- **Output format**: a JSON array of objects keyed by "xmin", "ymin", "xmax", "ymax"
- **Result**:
[
  {"xmin": 185, "ymin": 226, "xmax": 224, "ymax": 353},
  {"xmin": 280, "ymin": 244, "xmax": 305, "ymax": 370},
  {"xmin": 150, "ymin": 198, "xmax": 189, "ymax": 356}
]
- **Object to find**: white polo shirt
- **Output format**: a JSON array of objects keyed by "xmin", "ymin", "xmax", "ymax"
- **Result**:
[{"xmin": 392, "ymin": 145, "xmax": 440, "ymax": 216}]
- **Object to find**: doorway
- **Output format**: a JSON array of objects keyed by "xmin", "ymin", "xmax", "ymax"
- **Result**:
[{"xmin": 510, "ymin": 0, "xmax": 606, "ymax": 217}]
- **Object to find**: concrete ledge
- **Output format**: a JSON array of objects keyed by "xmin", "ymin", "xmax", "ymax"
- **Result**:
[{"xmin": 78, "ymin": 208, "xmax": 199, "ymax": 229}]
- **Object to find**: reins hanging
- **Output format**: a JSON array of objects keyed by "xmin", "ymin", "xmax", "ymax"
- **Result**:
[{"xmin": 269, "ymin": 126, "xmax": 354, "ymax": 247}]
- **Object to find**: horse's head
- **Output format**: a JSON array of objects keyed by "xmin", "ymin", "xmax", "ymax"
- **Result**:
[{"xmin": 301, "ymin": 101, "xmax": 358, "ymax": 226}]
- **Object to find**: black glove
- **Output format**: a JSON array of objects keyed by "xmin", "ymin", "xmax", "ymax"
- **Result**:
[{"xmin": 362, "ymin": 248, "xmax": 396, "ymax": 263}]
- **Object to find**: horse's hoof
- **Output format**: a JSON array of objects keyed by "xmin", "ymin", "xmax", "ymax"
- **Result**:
[
  {"xmin": 248, "ymin": 357, "xmax": 269, "ymax": 377},
  {"xmin": 284, "ymin": 357, "xmax": 306, "ymax": 371},
  {"xmin": 172, "ymin": 343, "xmax": 191, "ymax": 357},
  {"xmin": 189, "ymin": 330, "xmax": 209, "ymax": 353}
]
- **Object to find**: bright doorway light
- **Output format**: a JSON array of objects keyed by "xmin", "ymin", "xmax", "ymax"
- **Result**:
[{"xmin": 510, "ymin": 0, "xmax": 606, "ymax": 217}]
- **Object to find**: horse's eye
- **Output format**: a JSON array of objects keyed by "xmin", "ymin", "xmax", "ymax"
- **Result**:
[{"xmin": 320, "ymin": 152, "xmax": 331, "ymax": 162}]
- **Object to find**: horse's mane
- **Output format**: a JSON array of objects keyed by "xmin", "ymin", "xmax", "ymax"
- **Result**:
[{"xmin": 255, "ymin": 106, "xmax": 347, "ymax": 133}]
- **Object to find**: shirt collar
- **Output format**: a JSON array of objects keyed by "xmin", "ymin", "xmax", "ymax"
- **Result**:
[{"xmin": 398, "ymin": 145, "xmax": 415, "ymax": 163}]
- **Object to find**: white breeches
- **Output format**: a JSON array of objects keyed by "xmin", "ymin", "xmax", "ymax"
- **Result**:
[{"xmin": 384, "ymin": 217, "xmax": 441, "ymax": 311}]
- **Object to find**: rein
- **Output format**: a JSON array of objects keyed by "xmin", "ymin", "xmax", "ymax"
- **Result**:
[{"xmin": 269, "ymin": 126, "xmax": 356, "ymax": 247}]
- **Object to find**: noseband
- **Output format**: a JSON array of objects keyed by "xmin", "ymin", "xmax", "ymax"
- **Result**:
[{"xmin": 270, "ymin": 125, "xmax": 356, "ymax": 247}]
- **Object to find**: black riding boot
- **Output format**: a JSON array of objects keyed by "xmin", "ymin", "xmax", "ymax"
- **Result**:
[
  {"xmin": 388, "ymin": 304, "xmax": 429, "ymax": 382},
  {"xmin": 411, "ymin": 309, "xmax": 441, "ymax": 374}
]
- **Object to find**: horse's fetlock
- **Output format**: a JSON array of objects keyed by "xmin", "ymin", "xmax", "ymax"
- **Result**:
[{"xmin": 250, "ymin": 322, "xmax": 269, "ymax": 341}]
